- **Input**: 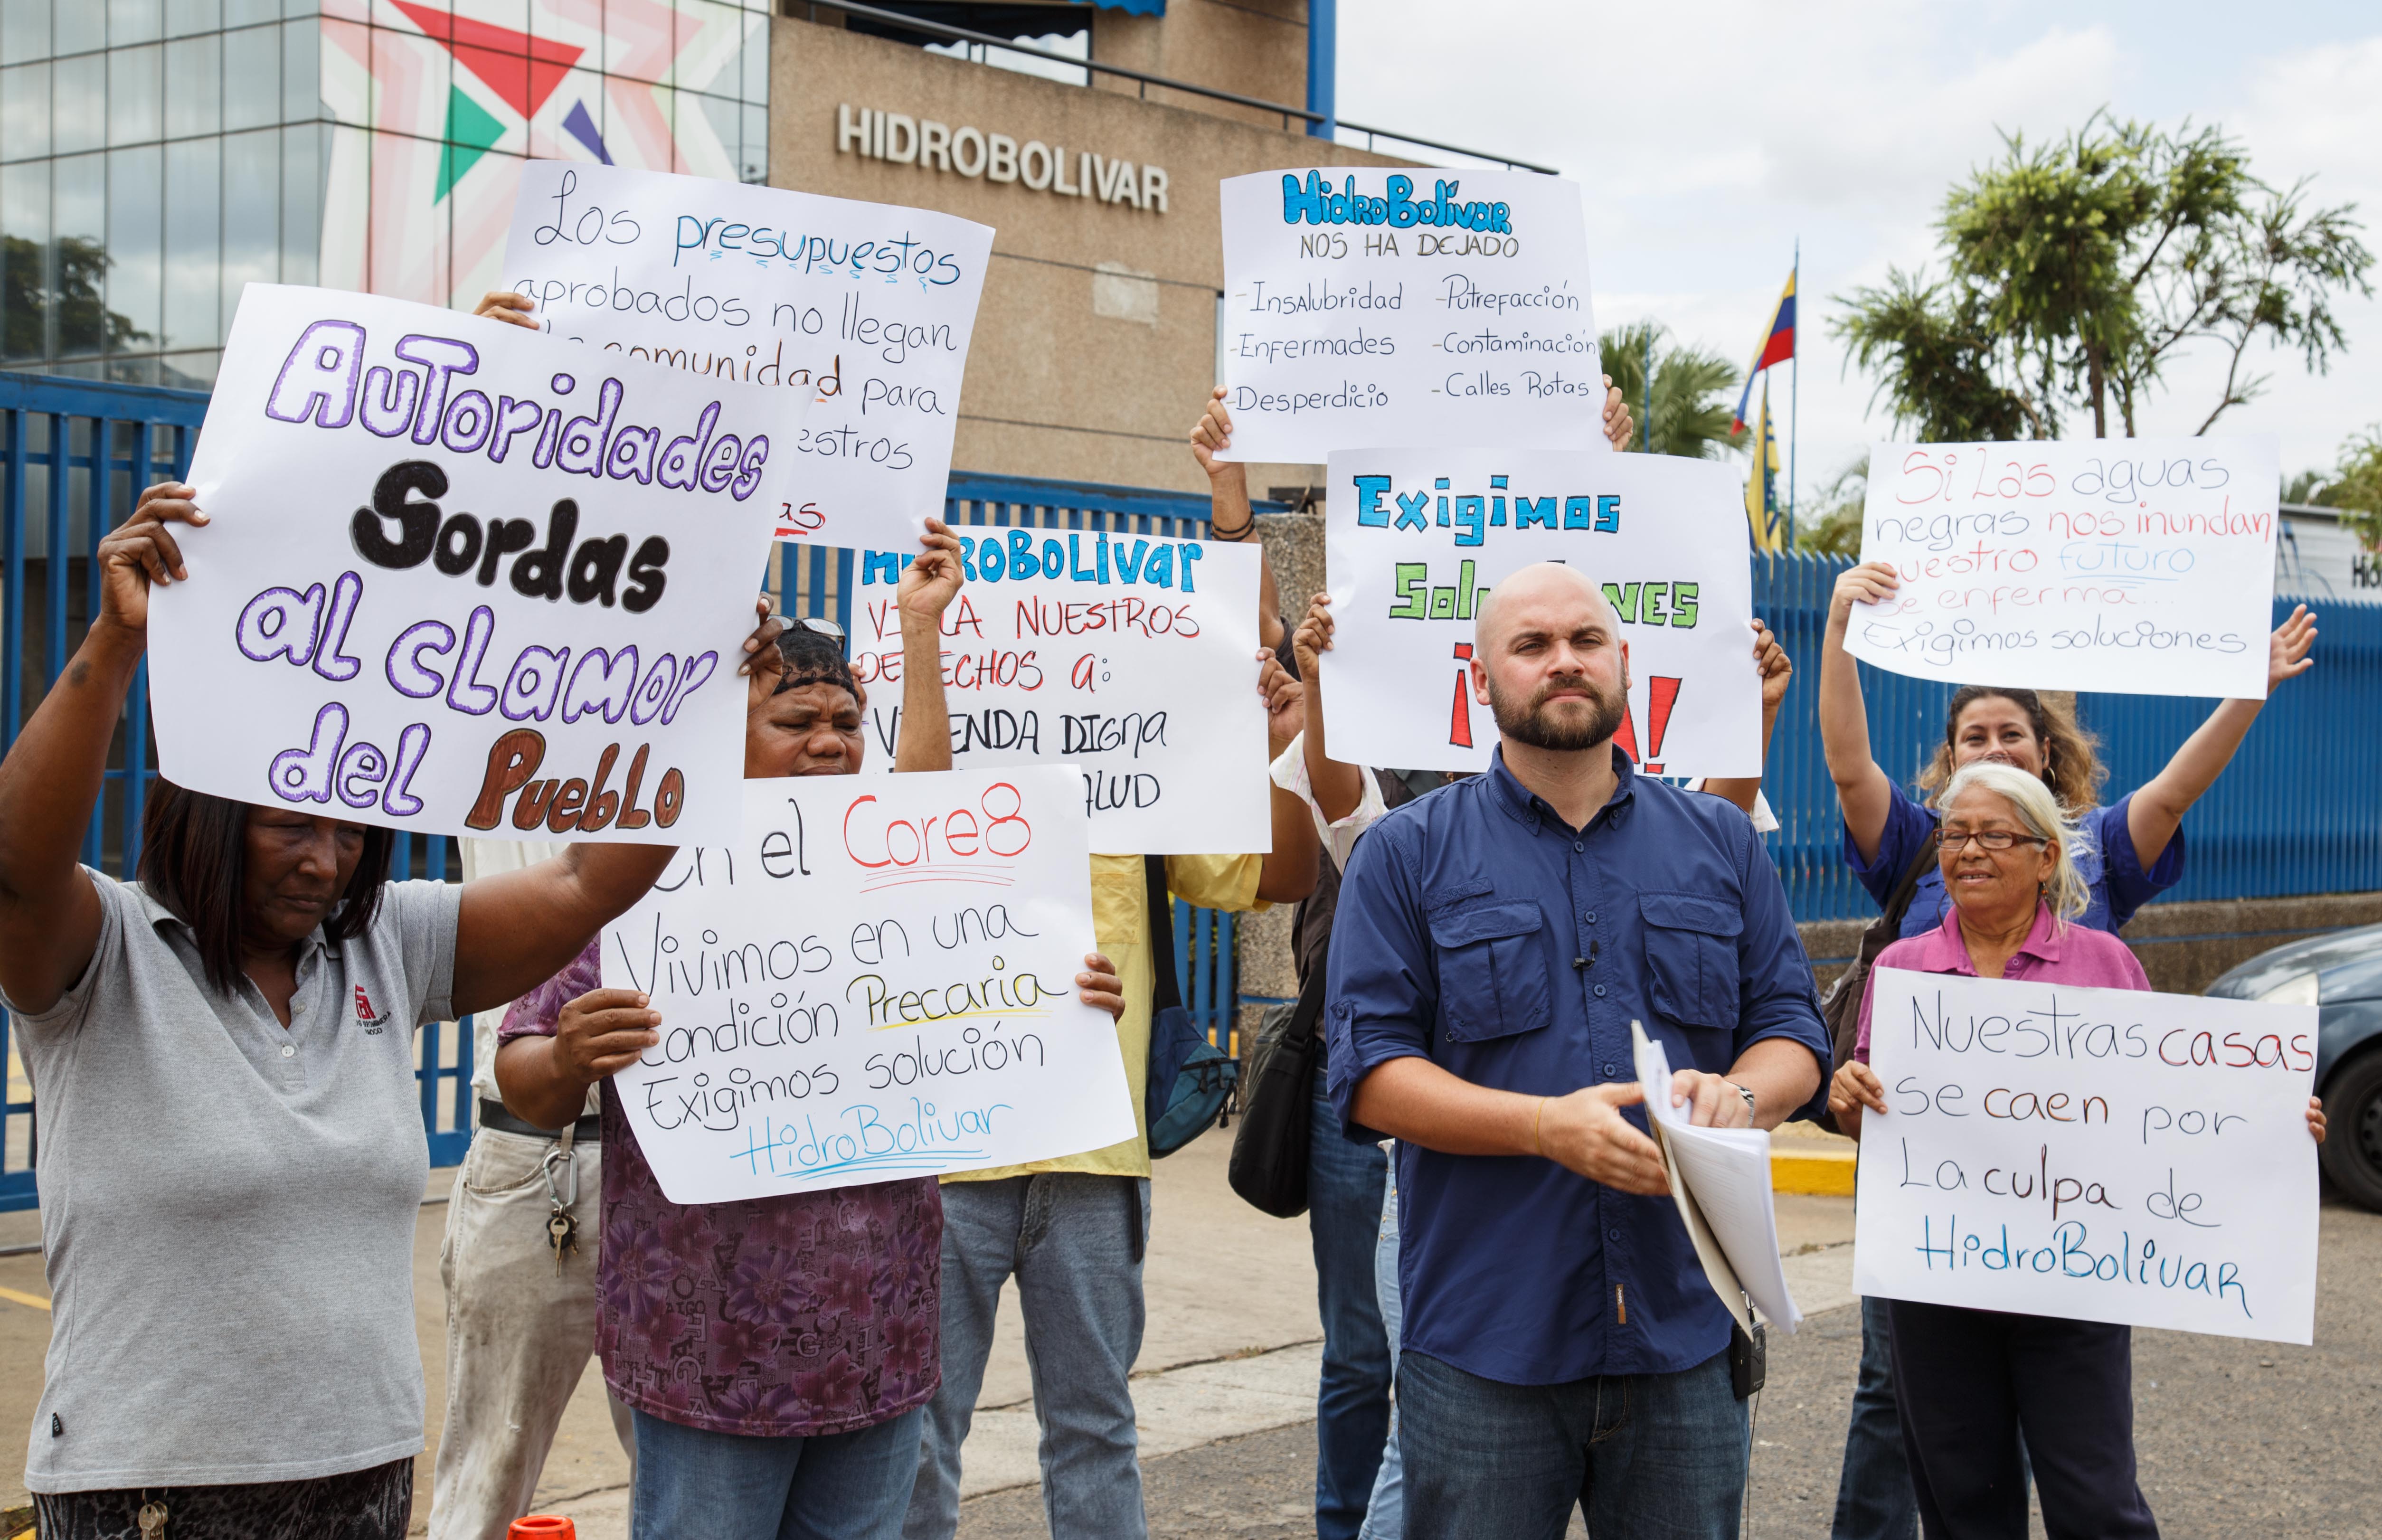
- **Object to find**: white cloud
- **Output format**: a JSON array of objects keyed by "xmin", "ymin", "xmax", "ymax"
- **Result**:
[{"xmin": 1339, "ymin": 6, "xmax": 2382, "ymax": 495}]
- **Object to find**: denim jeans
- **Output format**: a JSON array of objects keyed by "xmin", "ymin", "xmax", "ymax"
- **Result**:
[
  {"xmin": 631, "ymin": 1406, "xmax": 923, "ymax": 1540},
  {"xmin": 1308, "ymin": 1071, "xmax": 1394, "ymax": 1540},
  {"xmin": 904, "ymin": 1173, "xmax": 1151, "ymax": 1540},
  {"xmin": 1830, "ymin": 1296, "xmax": 1918, "ymax": 1540},
  {"xmin": 1356, "ymin": 1157, "xmax": 1404, "ymax": 1540},
  {"xmin": 1397, "ymin": 1347, "xmax": 1748, "ymax": 1540}
]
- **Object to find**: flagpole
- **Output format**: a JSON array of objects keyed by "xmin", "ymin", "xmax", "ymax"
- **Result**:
[
  {"xmin": 1788, "ymin": 238, "xmax": 1800, "ymax": 548},
  {"xmin": 1641, "ymin": 327, "xmax": 1654, "ymax": 453}
]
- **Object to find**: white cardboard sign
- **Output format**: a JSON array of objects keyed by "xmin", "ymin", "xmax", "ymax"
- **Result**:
[
  {"xmin": 1215, "ymin": 168, "xmax": 1603, "ymax": 463},
  {"xmin": 1854, "ymin": 968, "xmax": 2319, "ymax": 1345},
  {"xmin": 1318, "ymin": 449, "xmax": 1761, "ymax": 777},
  {"xmin": 501, "ymin": 161, "xmax": 992, "ymax": 548},
  {"xmin": 150, "ymin": 283, "xmax": 785, "ymax": 845},
  {"xmin": 848, "ymin": 535, "xmax": 1271, "ymax": 853},
  {"xmin": 1847, "ymin": 438, "xmax": 2280, "ymax": 697},
  {"xmin": 602, "ymin": 768, "xmax": 1136, "ymax": 1203}
]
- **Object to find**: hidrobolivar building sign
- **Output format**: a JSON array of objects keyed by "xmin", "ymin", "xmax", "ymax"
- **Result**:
[{"xmin": 837, "ymin": 104, "xmax": 1171, "ymax": 214}]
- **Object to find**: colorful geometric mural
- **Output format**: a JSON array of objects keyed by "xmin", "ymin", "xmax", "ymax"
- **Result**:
[{"xmin": 319, "ymin": 0, "xmax": 771, "ymax": 311}]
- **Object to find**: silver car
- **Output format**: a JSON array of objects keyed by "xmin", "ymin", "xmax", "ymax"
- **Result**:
[{"xmin": 2206, "ymin": 922, "xmax": 2382, "ymax": 1211}]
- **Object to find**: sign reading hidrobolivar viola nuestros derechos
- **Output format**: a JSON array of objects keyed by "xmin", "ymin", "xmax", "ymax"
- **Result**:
[{"xmin": 148, "ymin": 284, "xmax": 785, "ymax": 845}]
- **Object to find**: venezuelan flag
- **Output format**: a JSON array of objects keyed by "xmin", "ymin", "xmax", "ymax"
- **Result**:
[
  {"xmin": 1730, "ymin": 269, "xmax": 1797, "ymax": 433},
  {"xmin": 1745, "ymin": 379, "xmax": 1786, "ymax": 552}
]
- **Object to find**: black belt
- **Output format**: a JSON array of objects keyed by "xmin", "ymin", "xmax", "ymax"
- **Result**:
[{"xmin": 479, "ymin": 1097, "xmax": 602, "ymax": 1142}]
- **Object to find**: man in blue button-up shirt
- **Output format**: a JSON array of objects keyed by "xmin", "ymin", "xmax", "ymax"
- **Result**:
[{"xmin": 1324, "ymin": 563, "xmax": 1828, "ymax": 1540}]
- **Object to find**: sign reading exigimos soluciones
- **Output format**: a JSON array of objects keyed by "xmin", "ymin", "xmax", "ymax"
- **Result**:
[
  {"xmin": 1215, "ymin": 168, "xmax": 1603, "ymax": 463},
  {"xmin": 1319, "ymin": 449, "xmax": 1761, "ymax": 778},
  {"xmin": 149, "ymin": 284, "xmax": 785, "ymax": 846}
]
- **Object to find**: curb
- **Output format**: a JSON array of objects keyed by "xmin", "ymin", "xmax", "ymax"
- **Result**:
[{"xmin": 1772, "ymin": 1145, "xmax": 1856, "ymax": 1196}]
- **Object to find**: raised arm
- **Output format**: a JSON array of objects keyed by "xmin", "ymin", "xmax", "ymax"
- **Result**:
[
  {"xmin": 1256, "ymin": 653, "xmax": 1322, "ymax": 903},
  {"xmin": 0, "ymin": 482, "xmax": 199, "ymax": 1013},
  {"xmin": 1699, "ymin": 618, "xmax": 1791, "ymax": 818},
  {"xmin": 1820, "ymin": 561, "xmax": 1903, "ymax": 863},
  {"xmin": 894, "ymin": 519, "xmax": 966, "ymax": 773},
  {"xmin": 1190, "ymin": 387, "xmax": 1283, "ymax": 652},
  {"xmin": 1291, "ymin": 593, "xmax": 1369, "ymax": 825},
  {"xmin": 2128, "ymin": 605, "xmax": 2316, "ymax": 869}
]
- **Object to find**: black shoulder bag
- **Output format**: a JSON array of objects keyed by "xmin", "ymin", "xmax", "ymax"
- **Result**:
[
  {"xmin": 1815, "ymin": 830, "xmax": 1938, "ymax": 1133},
  {"xmin": 1228, "ymin": 955, "xmax": 1324, "ymax": 1218}
]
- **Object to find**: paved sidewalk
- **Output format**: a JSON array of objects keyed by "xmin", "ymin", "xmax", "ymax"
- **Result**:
[{"xmin": 0, "ymin": 1127, "xmax": 1860, "ymax": 1534}]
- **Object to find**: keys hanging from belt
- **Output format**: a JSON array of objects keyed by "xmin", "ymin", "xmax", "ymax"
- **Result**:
[{"xmin": 543, "ymin": 1124, "xmax": 581, "ymax": 1272}]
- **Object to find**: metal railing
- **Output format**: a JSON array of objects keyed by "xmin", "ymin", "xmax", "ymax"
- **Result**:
[
  {"xmin": 1751, "ymin": 551, "xmax": 2382, "ymax": 924},
  {"xmin": 794, "ymin": 0, "xmax": 1560, "ymax": 173}
]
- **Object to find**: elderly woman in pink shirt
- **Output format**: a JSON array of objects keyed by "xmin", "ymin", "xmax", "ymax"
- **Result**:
[{"xmin": 1829, "ymin": 761, "xmax": 2325, "ymax": 1540}]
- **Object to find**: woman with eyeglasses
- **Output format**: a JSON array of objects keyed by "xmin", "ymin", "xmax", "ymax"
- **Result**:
[
  {"xmin": 1815, "ymin": 562, "xmax": 2318, "ymax": 1540},
  {"xmin": 1827, "ymin": 761, "xmax": 2324, "ymax": 1540}
]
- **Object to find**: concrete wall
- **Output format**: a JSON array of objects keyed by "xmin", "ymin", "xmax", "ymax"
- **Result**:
[{"xmin": 771, "ymin": 15, "xmax": 1408, "ymax": 498}]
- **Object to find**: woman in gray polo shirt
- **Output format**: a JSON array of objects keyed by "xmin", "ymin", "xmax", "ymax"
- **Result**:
[{"xmin": 0, "ymin": 481, "xmax": 781, "ymax": 1538}]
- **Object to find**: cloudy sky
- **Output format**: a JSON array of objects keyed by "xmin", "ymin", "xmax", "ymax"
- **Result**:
[{"xmin": 1337, "ymin": 0, "xmax": 2382, "ymax": 505}]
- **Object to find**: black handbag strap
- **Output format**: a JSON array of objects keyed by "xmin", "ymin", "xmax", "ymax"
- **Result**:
[
  {"xmin": 1144, "ymin": 855, "xmax": 1184, "ymax": 1013},
  {"xmin": 1876, "ymin": 830, "xmax": 1941, "ymax": 951},
  {"xmin": 1284, "ymin": 946, "xmax": 1327, "ymax": 1049}
]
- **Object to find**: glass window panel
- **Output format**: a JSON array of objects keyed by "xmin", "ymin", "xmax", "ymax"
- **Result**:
[
  {"xmin": 742, "ymin": 101, "xmax": 766, "ymax": 184},
  {"xmin": 605, "ymin": 3, "xmax": 671, "ymax": 85},
  {"xmin": 740, "ymin": 19, "xmax": 767, "ymax": 104},
  {"xmin": 281, "ymin": 17, "xmax": 316, "ymax": 122},
  {"xmin": 1, "ymin": 157, "xmax": 50, "ymax": 360},
  {"xmin": 222, "ymin": 22, "xmax": 276, "ymax": 130},
  {"xmin": 1, "ymin": 61, "xmax": 47, "ymax": 160},
  {"xmin": 159, "ymin": 348, "xmax": 218, "ymax": 387},
  {"xmin": 55, "ymin": 2, "xmax": 102, "ymax": 57},
  {"xmin": 106, "ymin": 142, "xmax": 161, "ymax": 349},
  {"xmin": 109, "ymin": 43, "xmax": 163, "ymax": 145},
  {"xmin": 1, "ymin": 0, "xmax": 49, "ymax": 66},
  {"xmin": 164, "ymin": 31, "xmax": 218, "ymax": 137},
  {"xmin": 51, "ymin": 50, "xmax": 103, "ymax": 153},
  {"xmin": 220, "ymin": 125, "xmax": 276, "ymax": 319},
  {"xmin": 109, "ymin": 0, "xmax": 163, "ymax": 47},
  {"xmin": 225, "ymin": 0, "xmax": 276, "ymax": 24},
  {"xmin": 283, "ymin": 0, "xmax": 318, "ymax": 15},
  {"xmin": 163, "ymin": 133, "xmax": 217, "ymax": 349},
  {"xmin": 697, "ymin": 91, "xmax": 738, "ymax": 176},
  {"xmin": 51, "ymin": 151, "xmax": 105, "ymax": 355},
  {"xmin": 280, "ymin": 119, "xmax": 317, "ymax": 285},
  {"xmin": 166, "ymin": 0, "xmax": 222, "ymax": 39}
]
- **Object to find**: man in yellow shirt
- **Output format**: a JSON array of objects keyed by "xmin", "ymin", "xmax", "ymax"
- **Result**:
[{"xmin": 904, "ymin": 654, "xmax": 1319, "ymax": 1540}]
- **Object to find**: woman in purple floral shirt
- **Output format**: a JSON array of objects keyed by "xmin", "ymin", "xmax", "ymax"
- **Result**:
[{"xmin": 497, "ymin": 529, "xmax": 1126, "ymax": 1540}]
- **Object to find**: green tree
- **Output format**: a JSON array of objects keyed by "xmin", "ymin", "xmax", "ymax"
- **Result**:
[
  {"xmin": 2310, "ymin": 427, "xmax": 2382, "ymax": 551},
  {"xmin": 1598, "ymin": 321, "xmax": 1740, "ymax": 458},
  {"xmin": 1794, "ymin": 455, "xmax": 1869, "ymax": 557},
  {"xmin": 1835, "ymin": 112, "xmax": 2372, "ymax": 439}
]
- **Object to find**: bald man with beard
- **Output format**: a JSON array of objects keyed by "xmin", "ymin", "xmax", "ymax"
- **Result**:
[{"xmin": 1320, "ymin": 563, "xmax": 1829, "ymax": 1540}]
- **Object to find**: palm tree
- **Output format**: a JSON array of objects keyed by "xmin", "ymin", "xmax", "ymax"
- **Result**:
[{"xmin": 1598, "ymin": 321, "xmax": 1741, "ymax": 459}]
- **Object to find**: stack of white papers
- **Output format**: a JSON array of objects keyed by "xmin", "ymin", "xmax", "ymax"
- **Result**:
[{"xmin": 1632, "ymin": 1021, "xmax": 1802, "ymax": 1334}]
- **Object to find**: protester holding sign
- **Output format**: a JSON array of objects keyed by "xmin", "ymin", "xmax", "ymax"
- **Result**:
[
  {"xmin": 1817, "ymin": 563, "xmax": 2317, "ymax": 1538},
  {"xmin": 0, "ymin": 481, "xmax": 780, "ymax": 1535},
  {"xmin": 494, "ymin": 528, "xmax": 1124, "ymax": 1540},
  {"xmin": 1826, "ymin": 761, "xmax": 2325, "ymax": 1539},
  {"xmin": 904, "ymin": 662, "xmax": 1321, "ymax": 1540},
  {"xmin": 1323, "ymin": 563, "xmax": 1827, "ymax": 1540}
]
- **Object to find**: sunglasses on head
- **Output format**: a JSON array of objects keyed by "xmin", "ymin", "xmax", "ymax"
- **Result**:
[{"xmin": 776, "ymin": 614, "xmax": 848, "ymax": 656}]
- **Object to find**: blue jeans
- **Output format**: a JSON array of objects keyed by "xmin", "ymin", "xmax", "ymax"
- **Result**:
[
  {"xmin": 904, "ymin": 1173, "xmax": 1150, "ymax": 1540},
  {"xmin": 1831, "ymin": 1297, "xmax": 1918, "ymax": 1540},
  {"xmin": 1397, "ymin": 1347, "xmax": 1748, "ymax": 1540},
  {"xmin": 1357, "ymin": 1158, "xmax": 1403, "ymax": 1540},
  {"xmin": 1309, "ymin": 1071, "xmax": 1394, "ymax": 1540},
  {"xmin": 631, "ymin": 1404, "xmax": 924, "ymax": 1540}
]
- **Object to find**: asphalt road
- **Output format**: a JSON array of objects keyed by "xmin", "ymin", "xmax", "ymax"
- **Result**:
[{"xmin": 958, "ymin": 1197, "xmax": 2382, "ymax": 1540}]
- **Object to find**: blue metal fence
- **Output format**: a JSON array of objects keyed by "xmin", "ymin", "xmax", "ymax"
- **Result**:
[{"xmin": 1751, "ymin": 551, "xmax": 2382, "ymax": 921}]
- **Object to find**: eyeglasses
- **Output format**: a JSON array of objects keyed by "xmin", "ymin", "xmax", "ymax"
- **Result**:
[{"xmin": 1941, "ymin": 829, "xmax": 2049, "ymax": 852}]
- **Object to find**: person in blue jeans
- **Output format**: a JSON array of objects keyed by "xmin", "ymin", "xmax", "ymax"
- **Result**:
[
  {"xmin": 1325, "ymin": 566, "xmax": 1831, "ymax": 1540},
  {"xmin": 1816, "ymin": 560, "xmax": 2319, "ymax": 1537}
]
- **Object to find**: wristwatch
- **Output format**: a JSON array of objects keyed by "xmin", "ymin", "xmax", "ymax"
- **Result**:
[{"xmin": 1731, "ymin": 1082, "xmax": 1758, "ymax": 1121}]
